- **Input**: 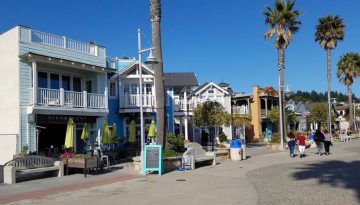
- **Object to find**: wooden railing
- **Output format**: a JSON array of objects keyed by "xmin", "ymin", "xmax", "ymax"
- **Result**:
[
  {"xmin": 31, "ymin": 30, "xmax": 97, "ymax": 56},
  {"xmin": 122, "ymin": 94, "xmax": 155, "ymax": 108},
  {"xmin": 174, "ymin": 99, "xmax": 195, "ymax": 111},
  {"xmin": 38, "ymin": 88, "xmax": 61, "ymax": 106},
  {"xmin": 65, "ymin": 91, "xmax": 84, "ymax": 107},
  {"xmin": 32, "ymin": 88, "xmax": 106, "ymax": 109},
  {"xmin": 88, "ymin": 93, "xmax": 105, "ymax": 108}
]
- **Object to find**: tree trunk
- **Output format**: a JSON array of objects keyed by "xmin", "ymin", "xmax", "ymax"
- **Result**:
[
  {"xmin": 348, "ymin": 82, "xmax": 354, "ymax": 131},
  {"xmin": 150, "ymin": 0, "xmax": 167, "ymax": 149},
  {"xmin": 278, "ymin": 48, "xmax": 285, "ymax": 148},
  {"xmin": 327, "ymin": 48, "xmax": 332, "ymax": 133}
]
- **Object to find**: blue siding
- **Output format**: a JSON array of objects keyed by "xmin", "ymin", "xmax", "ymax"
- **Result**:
[
  {"xmin": 108, "ymin": 99, "xmax": 124, "ymax": 146},
  {"xmin": 166, "ymin": 89, "xmax": 174, "ymax": 133}
]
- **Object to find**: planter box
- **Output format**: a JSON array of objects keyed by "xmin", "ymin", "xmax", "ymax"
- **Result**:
[
  {"xmin": 65, "ymin": 157, "xmax": 98, "ymax": 177},
  {"xmin": 163, "ymin": 157, "xmax": 181, "ymax": 173}
]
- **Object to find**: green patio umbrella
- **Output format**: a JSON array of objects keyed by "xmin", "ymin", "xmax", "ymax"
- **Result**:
[
  {"xmin": 102, "ymin": 121, "xmax": 111, "ymax": 145},
  {"xmin": 148, "ymin": 120, "xmax": 156, "ymax": 138},
  {"xmin": 81, "ymin": 123, "xmax": 89, "ymax": 142},
  {"xmin": 111, "ymin": 123, "xmax": 118, "ymax": 144},
  {"xmin": 129, "ymin": 120, "xmax": 136, "ymax": 144},
  {"xmin": 64, "ymin": 118, "xmax": 74, "ymax": 148}
]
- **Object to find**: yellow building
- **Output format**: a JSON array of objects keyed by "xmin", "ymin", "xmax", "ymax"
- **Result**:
[{"xmin": 232, "ymin": 85, "xmax": 279, "ymax": 142}]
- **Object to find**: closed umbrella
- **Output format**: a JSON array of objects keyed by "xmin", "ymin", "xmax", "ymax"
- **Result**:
[
  {"xmin": 64, "ymin": 118, "xmax": 74, "ymax": 149},
  {"xmin": 111, "ymin": 123, "xmax": 118, "ymax": 144},
  {"xmin": 81, "ymin": 123, "xmax": 89, "ymax": 142},
  {"xmin": 129, "ymin": 120, "xmax": 136, "ymax": 144},
  {"xmin": 148, "ymin": 120, "xmax": 156, "ymax": 143},
  {"xmin": 102, "ymin": 121, "xmax": 111, "ymax": 145}
]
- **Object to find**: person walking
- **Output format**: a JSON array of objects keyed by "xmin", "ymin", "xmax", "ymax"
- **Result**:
[
  {"xmin": 323, "ymin": 129, "xmax": 332, "ymax": 155},
  {"xmin": 314, "ymin": 128, "xmax": 325, "ymax": 156},
  {"xmin": 287, "ymin": 131, "xmax": 296, "ymax": 158},
  {"xmin": 296, "ymin": 132, "xmax": 306, "ymax": 158}
]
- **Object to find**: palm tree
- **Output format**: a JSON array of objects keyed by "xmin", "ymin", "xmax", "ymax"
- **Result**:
[
  {"xmin": 337, "ymin": 52, "xmax": 360, "ymax": 131},
  {"xmin": 150, "ymin": 0, "xmax": 166, "ymax": 148},
  {"xmin": 263, "ymin": 0, "xmax": 301, "ymax": 148},
  {"xmin": 315, "ymin": 15, "xmax": 345, "ymax": 133}
]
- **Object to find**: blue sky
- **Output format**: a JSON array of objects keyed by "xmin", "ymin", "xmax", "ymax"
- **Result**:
[{"xmin": 1, "ymin": 0, "xmax": 359, "ymax": 97}]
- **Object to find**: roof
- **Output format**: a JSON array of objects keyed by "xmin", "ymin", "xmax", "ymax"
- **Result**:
[
  {"xmin": 164, "ymin": 72, "xmax": 199, "ymax": 87},
  {"xmin": 192, "ymin": 82, "xmax": 229, "ymax": 96}
]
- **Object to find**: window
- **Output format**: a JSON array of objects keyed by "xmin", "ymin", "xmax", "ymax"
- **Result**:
[
  {"xmin": 38, "ymin": 72, "xmax": 48, "ymax": 88},
  {"xmin": 131, "ymin": 84, "xmax": 138, "ymax": 95},
  {"xmin": 144, "ymin": 84, "xmax": 152, "ymax": 95},
  {"xmin": 50, "ymin": 74, "xmax": 60, "ymax": 89},
  {"xmin": 208, "ymin": 89, "xmax": 214, "ymax": 94},
  {"xmin": 86, "ymin": 81, "xmax": 92, "ymax": 93},
  {"xmin": 62, "ymin": 75, "xmax": 71, "ymax": 91},
  {"xmin": 109, "ymin": 82, "xmax": 116, "ymax": 97},
  {"xmin": 73, "ymin": 77, "xmax": 81, "ymax": 92},
  {"xmin": 124, "ymin": 84, "xmax": 130, "ymax": 95}
]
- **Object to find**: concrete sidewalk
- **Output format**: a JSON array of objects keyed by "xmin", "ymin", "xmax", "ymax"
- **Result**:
[{"xmin": 2, "ymin": 140, "xmax": 359, "ymax": 205}]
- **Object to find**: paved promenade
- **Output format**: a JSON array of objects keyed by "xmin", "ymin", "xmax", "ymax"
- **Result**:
[{"xmin": 1, "ymin": 140, "xmax": 359, "ymax": 205}]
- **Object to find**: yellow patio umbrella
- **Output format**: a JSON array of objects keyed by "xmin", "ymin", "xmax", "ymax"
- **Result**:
[
  {"xmin": 111, "ymin": 123, "xmax": 118, "ymax": 144},
  {"xmin": 81, "ymin": 123, "xmax": 89, "ymax": 142},
  {"xmin": 102, "ymin": 121, "xmax": 111, "ymax": 145},
  {"xmin": 129, "ymin": 120, "xmax": 136, "ymax": 143},
  {"xmin": 64, "ymin": 118, "xmax": 74, "ymax": 148},
  {"xmin": 148, "ymin": 120, "xmax": 156, "ymax": 138}
]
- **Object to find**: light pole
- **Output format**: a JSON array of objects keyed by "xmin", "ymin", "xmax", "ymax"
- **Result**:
[
  {"xmin": 138, "ymin": 29, "xmax": 158, "ymax": 173},
  {"xmin": 329, "ymin": 98, "xmax": 336, "ymax": 137}
]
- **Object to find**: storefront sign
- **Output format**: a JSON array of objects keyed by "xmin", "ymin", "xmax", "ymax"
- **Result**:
[
  {"xmin": 36, "ymin": 115, "xmax": 97, "ymax": 123},
  {"xmin": 143, "ymin": 145, "xmax": 162, "ymax": 176}
]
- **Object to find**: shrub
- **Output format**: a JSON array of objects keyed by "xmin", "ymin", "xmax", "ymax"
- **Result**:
[
  {"xmin": 270, "ymin": 133, "xmax": 281, "ymax": 143},
  {"xmin": 167, "ymin": 133, "xmax": 185, "ymax": 153},
  {"xmin": 163, "ymin": 149, "xmax": 181, "ymax": 158},
  {"xmin": 219, "ymin": 132, "xmax": 228, "ymax": 143}
]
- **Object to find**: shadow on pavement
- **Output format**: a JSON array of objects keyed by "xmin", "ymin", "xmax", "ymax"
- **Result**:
[
  {"xmin": 246, "ymin": 143, "xmax": 267, "ymax": 148},
  {"xmin": 292, "ymin": 160, "xmax": 360, "ymax": 203}
]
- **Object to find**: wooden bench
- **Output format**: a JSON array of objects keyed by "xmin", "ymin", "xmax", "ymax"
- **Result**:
[
  {"xmin": 182, "ymin": 147, "xmax": 216, "ymax": 170},
  {"xmin": 3, "ymin": 155, "xmax": 64, "ymax": 184}
]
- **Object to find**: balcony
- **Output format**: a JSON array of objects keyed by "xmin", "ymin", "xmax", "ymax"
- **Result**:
[
  {"xmin": 29, "ymin": 88, "xmax": 106, "ymax": 109},
  {"xmin": 30, "ymin": 30, "xmax": 99, "ymax": 56},
  {"xmin": 174, "ymin": 99, "xmax": 195, "ymax": 111},
  {"xmin": 232, "ymin": 105, "xmax": 249, "ymax": 115},
  {"xmin": 121, "ymin": 94, "xmax": 155, "ymax": 108}
]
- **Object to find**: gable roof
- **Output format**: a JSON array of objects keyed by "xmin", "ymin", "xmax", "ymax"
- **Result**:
[
  {"xmin": 192, "ymin": 82, "xmax": 229, "ymax": 96},
  {"xmin": 110, "ymin": 60, "xmax": 154, "ymax": 80},
  {"xmin": 164, "ymin": 72, "xmax": 199, "ymax": 87}
]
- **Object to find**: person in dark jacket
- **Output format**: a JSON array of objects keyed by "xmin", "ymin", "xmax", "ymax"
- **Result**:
[
  {"xmin": 287, "ymin": 131, "xmax": 296, "ymax": 158},
  {"xmin": 314, "ymin": 128, "xmax": 325, "ymax": 156}
]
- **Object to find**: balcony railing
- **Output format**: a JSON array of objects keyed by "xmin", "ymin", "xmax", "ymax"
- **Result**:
[
  {"xmin": 122, "ymin": 94, "xmax": 155, "ymax": 108},
  {"xmin": 232, "ymin": 105, "xmax": 249, "ymax": 115},
  {"xmin": 174, "ymin": 99, "xmax": 195, "ymax": 111},
  {"xmin": 30, "ymin": 88, "xmax": 106, "ymax": 109},
  {"xmin": 31, "ymin": 30, "xmax": 98, "ymax": 56}
]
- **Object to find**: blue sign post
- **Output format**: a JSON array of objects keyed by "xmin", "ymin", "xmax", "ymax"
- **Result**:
[{"xmin": 143, "ymin": 145, "xmax": 162, "ymax": 176}]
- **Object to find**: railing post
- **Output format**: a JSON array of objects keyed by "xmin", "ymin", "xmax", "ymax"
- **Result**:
[
  {"xmin": 104, "ymin": 87, "xmax": 108, "ymax": 109},
  {"xmin": 63, "ymin": 36, "xmax": 67, "ymax": 49},
  {"xmin": 60, "ymin": 88, "xmax": 64, "ymax": 106},
  {"xmin": 32, "ymin": 61, "xmax": 37, "ymax": 105},
  {"xmin": 83, "ymin": 91, "xmax": 87, "ymax": 108}
]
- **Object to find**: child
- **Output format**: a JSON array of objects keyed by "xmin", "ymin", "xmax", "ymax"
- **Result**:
[{"xmin": 296, "ymin": 132, "xmax": 306, "ymax": 158}]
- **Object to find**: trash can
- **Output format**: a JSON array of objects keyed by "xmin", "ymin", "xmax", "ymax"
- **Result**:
[{"xmin": 230, "ymin": 140, "xmax": 242, "ymax": 161}]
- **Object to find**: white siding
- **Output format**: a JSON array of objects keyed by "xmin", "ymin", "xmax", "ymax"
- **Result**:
[{"xmin": 0, "ymin": 27, "xmax": 20, "ymax": 163}]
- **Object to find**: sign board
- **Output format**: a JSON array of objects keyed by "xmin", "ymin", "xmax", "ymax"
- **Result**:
[{"xmin": 143, "ymin": 145, "xmax": 162, "ymax": 175}]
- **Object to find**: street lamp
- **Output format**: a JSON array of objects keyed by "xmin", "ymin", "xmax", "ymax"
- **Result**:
[{"xmin": 138, "ymin": 29, "xmax": 158, "ymax": 173}]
